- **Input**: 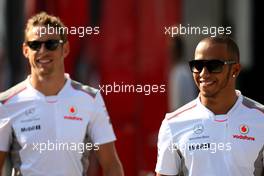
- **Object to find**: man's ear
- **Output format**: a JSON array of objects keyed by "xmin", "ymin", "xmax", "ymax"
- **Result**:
[
  {"xmin": 22, "ymin": 42, "xmax": 29, "ymax": 59},
  {"xmin": 232, "ymin": 63, "xmax": 241, "ymax": 77},
  {"xmin": 62, "ymin": 41, "xmax": 70, "ymax": 58}
]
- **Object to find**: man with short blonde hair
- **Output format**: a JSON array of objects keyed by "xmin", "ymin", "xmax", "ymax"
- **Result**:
[{"xmin": 0, "ymin": 12, "xmax": 124, "ymax": 176}]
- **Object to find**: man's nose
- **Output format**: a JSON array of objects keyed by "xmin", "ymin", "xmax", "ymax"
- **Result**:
[
  {"xmin": 199, "ymin": 66, "xmax": 210, "ymax": 77},
  {"xmin": 38, "ymin": 43, "xmax": 47, "ymax": 53}
]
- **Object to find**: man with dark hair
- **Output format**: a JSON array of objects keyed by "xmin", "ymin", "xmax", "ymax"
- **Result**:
[
  {"xmin": 155, "ymin": 36, "xmax": 264, "ymax": 176},
  {"xmin": 0, "ymin": 12, "xmax": 124, "ymax": 176}
]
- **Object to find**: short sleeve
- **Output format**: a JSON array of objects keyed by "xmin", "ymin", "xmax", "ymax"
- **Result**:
[
  {"xmin": 253, "ymin": 145, "xmax": 264, "ymax": 175},
  {"xmin": 87, "ymin": 92, "xmax": 116, "ymax": 145},
  {"xmin": 155, "ymin": 118, "xmax": 181, "ymax": 175},
  {"xmin": 0, "ymin": 105, "xmax": 11, "ymax": 151}
]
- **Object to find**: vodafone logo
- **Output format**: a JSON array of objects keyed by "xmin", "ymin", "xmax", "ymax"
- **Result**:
[
  {"xmin": 64, "ymin": 106, "xmax": 82, "ymax": 121},
  {"xmin": 64, "ymin": 116, "xmax": 82, "ymax": 121},
  {"xmin": 233, "ymin": 124, "xmax": 255, "ymax": 141},
  {"xmin": 69, "ymin": 106, "xmax": 77, "ymax": 115},
  {"xmin": 239, "ymin": 124, "xmax": 249, "ymax": 134}
]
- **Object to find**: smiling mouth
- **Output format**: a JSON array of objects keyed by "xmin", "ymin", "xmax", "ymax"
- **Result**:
[
  {"xmin": 36, "ymin": 59, "xmax": 53, "ymax": 64},
  {"xmin": 200, "ymin": 80, "xmax": 215, "ymax": 87}
]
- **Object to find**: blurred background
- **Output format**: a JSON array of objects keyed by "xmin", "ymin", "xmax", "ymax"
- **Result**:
[{"xmin": 0, "ymin": 0, "xmax": 262, "ymax": 175}]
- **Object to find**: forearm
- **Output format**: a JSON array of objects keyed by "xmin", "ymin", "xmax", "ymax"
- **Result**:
[
  {"xmin": 0, "ymin": 152, "xmax": 7, "ymax": 174},
  {"xmin": 103, "ymin": 161, "xmax": 124, "ymax": 176},
  {"xmin": 156, "ymin": 173, "xmax": 178, "ymax": 176},
  {"xmin": 96, "ymin": 142, "xmax": 124, "ymax": 176}
]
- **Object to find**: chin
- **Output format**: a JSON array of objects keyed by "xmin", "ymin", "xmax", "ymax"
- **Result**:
[
  {"xmin": 200, "ymin": 90, "xmax": 217, "ymax": 98},
  {"xmin": 38, "ymin": 69, "xmax": 53, "ymax": 76}
]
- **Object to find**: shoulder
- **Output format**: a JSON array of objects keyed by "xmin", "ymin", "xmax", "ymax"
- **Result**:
[
  {"xmin": 241, "ymin": 96, "xmax": 264, "ymax": 114},
  {"xmin": 70, "ymin": 80, "xmax": 99, "ymax": 99},
  {"xmin": 0, "ymin": 81, "xmax": 27, "ymax": 104},
  {"xmin": 166, "ymin": 99, "xmax": 197, "ymax": 120}
]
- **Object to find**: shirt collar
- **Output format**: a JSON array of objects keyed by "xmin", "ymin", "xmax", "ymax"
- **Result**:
[
  {"xmin": 196, "ymin": 90, "xmax": 243, "ymax": 121},
  {"xmin": 25, "ymin": 73, "xmax": 71, "ymax": 100}
]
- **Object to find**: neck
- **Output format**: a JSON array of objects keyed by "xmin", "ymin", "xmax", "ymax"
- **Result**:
[
  {"xmin": 30, "ymin": 73, "xmax": 66, "ymax": 96},
  {"xmin": 200, "ymin": 90, "xmax": 238, "ymax": 115}
]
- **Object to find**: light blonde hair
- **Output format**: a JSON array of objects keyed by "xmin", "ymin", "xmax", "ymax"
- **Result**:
[{"xmin": 24, "ymin": 11, "xmax": 67, "ymax": 42}]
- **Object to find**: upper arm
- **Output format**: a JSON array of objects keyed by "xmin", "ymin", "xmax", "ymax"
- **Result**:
[
  {"xmin": 0, "ymin": 105, "xmax": 11, "ymax": 173},
  {"xmin": 0, "ymin": 151, "xmax": 7, "ymax": 172},
  {"xmin": 155, "ymin": 119, "xmax": 181, "ymax": 176},
  {"xmin": 88, "ymin": 92, "xmax": 116, "ymax": 144},
  {"xmin": 0, "ymin": 106, "xmax": 11, "ymax": 153},
  {"xmin": 95, "ymin": 142, "xmax": 124, "ymax": 176}
]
